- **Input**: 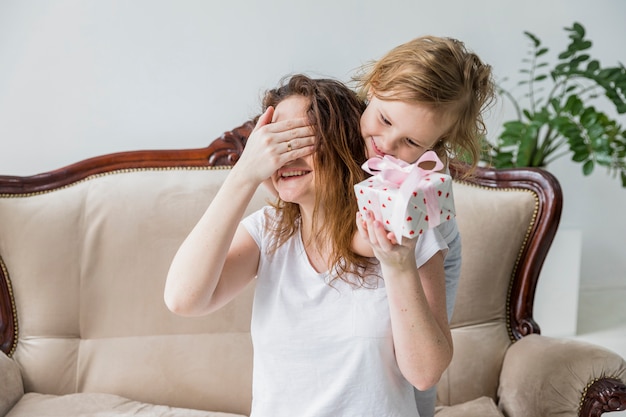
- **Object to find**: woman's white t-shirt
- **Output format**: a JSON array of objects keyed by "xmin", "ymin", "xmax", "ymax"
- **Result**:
[{"xmin": 241, "ymin": 206, "xmax": 448, "ymax": 417}]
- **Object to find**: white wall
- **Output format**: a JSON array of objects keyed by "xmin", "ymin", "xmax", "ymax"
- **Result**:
[{"xmin": 1, "ymin": 0, "xmax": 625, "ymax": 289}]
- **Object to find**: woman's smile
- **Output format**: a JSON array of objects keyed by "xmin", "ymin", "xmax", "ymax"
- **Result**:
[{"xmin": 279, "ymin": 169, "xmax": 312, "ymax": 179}]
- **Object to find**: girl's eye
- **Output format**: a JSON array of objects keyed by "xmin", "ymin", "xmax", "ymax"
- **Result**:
[
  {"xmin": 405, "ymin": 138, "xmax": 420, "ymax": 148},
  {"xmin": 380, "ymin": 114, "xmax": 391, "ymax": 126}
]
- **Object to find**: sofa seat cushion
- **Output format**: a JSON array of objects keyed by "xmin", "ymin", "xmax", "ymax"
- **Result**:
[
  {"xmin": 5, "ymin": 393, "xmax": 247, "ymax": 417},
  {"xmin": 435, "ymin": 396, "xmax": 503, "ymax": 417}
]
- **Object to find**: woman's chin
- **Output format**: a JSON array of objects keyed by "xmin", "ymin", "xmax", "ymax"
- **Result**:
[{"xmin": 277, "ymin": 190, "xmax": 300, "ymax": 203}]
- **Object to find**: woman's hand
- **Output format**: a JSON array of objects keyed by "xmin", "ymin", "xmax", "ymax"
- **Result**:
[{"xmin": 235, "ymin": 106, "xmax": 315, "ymax": 184}]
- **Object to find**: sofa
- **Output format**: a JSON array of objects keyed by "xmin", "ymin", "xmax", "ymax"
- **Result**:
[{"xmin": 0, "ymin": 121, "xmax": 625, "ymax": 417}]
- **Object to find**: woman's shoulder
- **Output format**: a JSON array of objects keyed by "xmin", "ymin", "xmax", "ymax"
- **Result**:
[{"xmin": 242, "ymin": 205, "xmax": 275, "ymax": 232}]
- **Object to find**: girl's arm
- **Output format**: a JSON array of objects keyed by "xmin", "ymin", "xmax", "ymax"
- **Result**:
[
  {"xmin": 164, "ymin": 108, "xmax": 314, "ymax": 316},
  {"xmin": 357, "ymin": 211, "xmax": 453, "ymax": 391}
]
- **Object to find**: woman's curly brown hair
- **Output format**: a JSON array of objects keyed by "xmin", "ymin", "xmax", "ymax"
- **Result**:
[{"xmin": 260, "ymin": 74, "xmax": 377, "ymax": 285}]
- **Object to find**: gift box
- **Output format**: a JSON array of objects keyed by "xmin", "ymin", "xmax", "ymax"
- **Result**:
[{"xmin": 354, "ymin": 151, "xmax": 455, "ymax": 244}]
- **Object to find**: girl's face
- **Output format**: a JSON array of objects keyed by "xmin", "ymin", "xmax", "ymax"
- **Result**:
[
  {"xmin": 360, "ymin": 93, "xmax": 453, "ymax": 164},
  {"xmin": 270, "ymin": 95, "xmax": 316, "ymax": 206}
]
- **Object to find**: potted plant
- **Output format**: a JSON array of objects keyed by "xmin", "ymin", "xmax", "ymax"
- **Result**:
[{"xmin": 482, "ymin": 22, "xmax": 626, "ymax": 188}]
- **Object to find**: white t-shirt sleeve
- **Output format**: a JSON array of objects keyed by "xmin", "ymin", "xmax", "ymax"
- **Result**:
[
  {"xmin": 240, "ymin": 207, "xmax": 267, "ymax": 249},
  {"xmin": 414, "ymin": 226, "xmax": 448, "ymax": 268}
]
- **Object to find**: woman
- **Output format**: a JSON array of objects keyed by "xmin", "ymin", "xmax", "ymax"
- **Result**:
[{"xmin": 164, "ymin": 74, "xmax": 452, "ymax": 417}]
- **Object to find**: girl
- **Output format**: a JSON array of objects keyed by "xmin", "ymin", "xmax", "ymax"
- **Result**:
[
  {"xmin": 353, "ymin": 35, "xmax": 496, "ymax": 417},
  {"xmin": 164, "ymin": 74, "xmax": 453, "ymax": 417}
]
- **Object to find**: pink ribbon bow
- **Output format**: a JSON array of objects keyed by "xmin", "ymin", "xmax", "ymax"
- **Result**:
[{"xmin": 361, "ymin": 151, "xmax": 445, "ymax": 243}]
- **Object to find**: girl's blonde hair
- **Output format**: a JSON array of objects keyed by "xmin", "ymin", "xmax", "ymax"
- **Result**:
[
  {"xmin": 354, "ymin": 36, "xmax": 496, "ymax": 172},
  {"xmin": 260, "ymin": 74, "xmax": 376, "ymax": 285}
]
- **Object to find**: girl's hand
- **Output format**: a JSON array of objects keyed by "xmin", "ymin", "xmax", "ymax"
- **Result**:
[
  {"xmin": 235, "ymin": 107, "xmax": 315, "ymax": 184},
  {"xmin": 356, "ymin": 211, "xmax": 417, "ymax": 269}
]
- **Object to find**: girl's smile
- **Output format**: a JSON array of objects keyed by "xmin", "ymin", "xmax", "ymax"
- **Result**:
[{"xmin": 369, "ymin": 136, "xmax": 386, "ymax": 157}]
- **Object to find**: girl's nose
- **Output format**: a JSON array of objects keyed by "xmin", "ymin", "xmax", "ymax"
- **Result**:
[{"xmin": 383, "ymin": 136, "xmax": 399, "ymax": 152}]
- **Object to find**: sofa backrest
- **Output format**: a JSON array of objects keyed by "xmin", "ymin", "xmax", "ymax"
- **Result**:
[
  {"xmin": 0, "ymin": 122, "xmax": 562, "ymax": 414},
  {"xmin": 438, "ymin": 180, "xmax": 538, "ymax": 405},
  {"xmin": 0, "ymin": 166, "xmax": 271, "ymax": 415}
]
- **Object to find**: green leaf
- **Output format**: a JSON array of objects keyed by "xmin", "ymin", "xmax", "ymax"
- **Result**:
[
  {"xmin": 580, "ymin": 107, "xmax": 598, "ymax": 126},
  {"xmin": 598, "ymin": 68, "xmax": 617, "ymax": 79},
  {"xmin": 516, "ymin": 124, "xmax": 540, "ymax": 166},
  {"xmin": 572, "ymin": 150, "xmax": 589, "ymax": 162},
  {"xmin": 586, "ymin": 60, "xmax": 600, "ymax": 73},
  {"xmin": 573, "ymin": 22, "xmax": 586, "ymax": 37},
  {"xmin": 582, "ymin": 159, "xmax": 595, "ymax": 175},
  {"xmin": 563, "ymin": 95, "xmax": 584, "ymax": 115},
  {"xmin": 570, "ymin": 41, "xmax": 592, "ymax": 53},
  {"xmin": 524, "ymin": 31, "xmax": 541, "ymax": 47},
  {"xmin": 493, "ymin": 152, "xmax": 516, "ymax": 169},
  {"xmin": 533, "ymin": 108, "xmax": 551, "ymax": 123},
  {"xmin": 565, "ymin": 22, "xmax": 586, "ymax": 40},
  {"xmin": 554, "ymin": 62, "xmax": 570, "ymax": 72},
  {"xmin": 572, "ymin": 54, "xmax": 591, "ymax": 63},
  {"xmin": 551, "ymin": 115, "xmax": 571, "ymax": 128}
]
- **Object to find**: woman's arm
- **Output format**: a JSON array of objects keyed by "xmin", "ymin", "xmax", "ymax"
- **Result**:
[
  {"xmin": 357, "ymin": 211, "xmax": 453, "ymax": 391},
  {"xmin": 164, "ymin": 108, "xmax": 314, "ymax": 316},
  {"xmin": 163, "ymin": 169, "xmax": 261, "ymax": 316}
]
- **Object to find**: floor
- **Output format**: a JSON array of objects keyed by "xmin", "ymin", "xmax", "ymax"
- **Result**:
[{"xmin": 571, "ymin": 286, "xmax": 626, "ymax": 416}]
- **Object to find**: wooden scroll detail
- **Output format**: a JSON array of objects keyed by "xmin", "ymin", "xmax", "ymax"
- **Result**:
[
  {"xmin": 580, "ymin": 377, "xmax": 626, "ymax": 417},
  {"xmin": 0, "ymin": 257, "xmax": 15, "ymax": 356}
]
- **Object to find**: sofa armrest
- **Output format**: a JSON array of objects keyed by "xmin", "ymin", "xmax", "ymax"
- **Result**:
[
  {"xmin": 498, "ymin": 334, "xmax": 626, "ymax": 417},
  {"xmin": 0, "ymin": 351, "xmax": 23, "ymax": 416}
]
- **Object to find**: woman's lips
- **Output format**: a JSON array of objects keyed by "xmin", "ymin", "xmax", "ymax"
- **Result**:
[
  {"xmin": 277, "ymin": 168, "xmax": 311, "ymax": 180},
  {"xmin": 280, "ymin": 170, "xmax": 309, "ymax": 178}
]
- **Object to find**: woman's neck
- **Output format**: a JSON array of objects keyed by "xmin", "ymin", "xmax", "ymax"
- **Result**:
[{"xmin": 299, "ymin": 206, "xmax": 332, "ymax": 273}]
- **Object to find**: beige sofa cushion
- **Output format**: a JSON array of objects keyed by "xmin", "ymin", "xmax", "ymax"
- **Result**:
[
  {"xmin": 436, "ymin": 396, "xmax": 503, "ymax": 417},
  {"xmin": 0, "ymin": 167, "xmax": 271, "ymax": 415},
  {"xmin": 451, "ymin": 183, "xmax": 536, "ymax": 328},
  {"xmin": 498, "ymin": 334, "xmax": 626, "ymax": 417},
  {"xmin": 5, "ymin": 393, "xmax": 246, "ymax": 417},
  {"xmin": 0, "ymin": 352, "xmax": 23, "ymax": 415},
  {"xmin": 436, "ymin": 181, "xmax": 536, "ymax": 406}
]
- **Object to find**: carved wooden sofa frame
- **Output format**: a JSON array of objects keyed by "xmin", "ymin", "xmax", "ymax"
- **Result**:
[{"xmin": 0, "ymin": 121, "xmax": 625, "ymax": 417}]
